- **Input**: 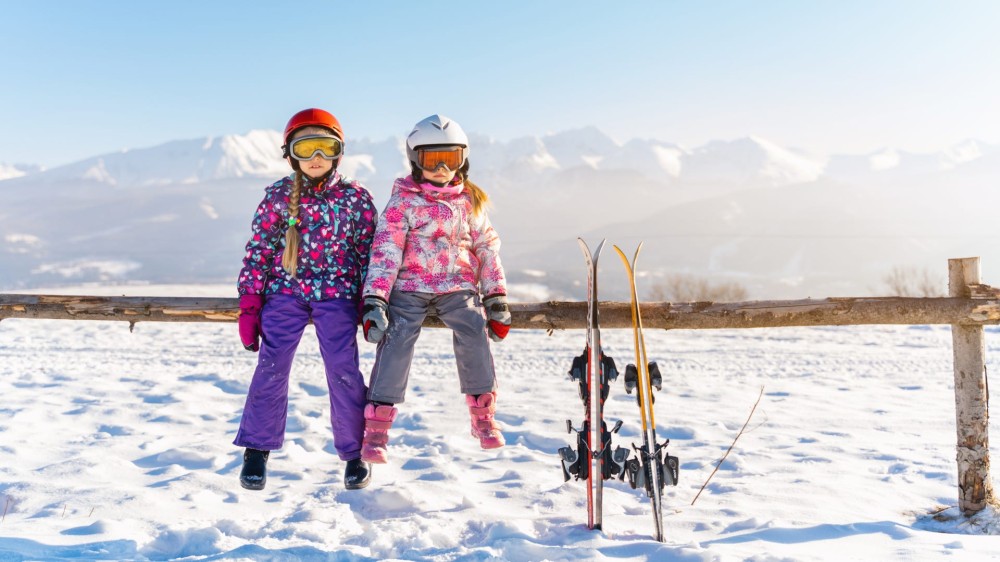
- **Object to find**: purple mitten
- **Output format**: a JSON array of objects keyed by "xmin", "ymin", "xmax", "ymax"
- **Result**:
[{"xmin": 238, "ymin": 294, "xmax": 264, "ymax": 351}]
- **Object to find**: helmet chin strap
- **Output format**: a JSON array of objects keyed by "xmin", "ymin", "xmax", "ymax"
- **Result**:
[
  {"xmin": 409, "ymin": 161, "xmax": 468, "ymax": 193},
  {"xmin": 410, "ymin": 162, "xmax": 448, "ymax": 186},
  {"xmin": 295, "ymin": 167, "xmax": 336, "ymax": 186}
]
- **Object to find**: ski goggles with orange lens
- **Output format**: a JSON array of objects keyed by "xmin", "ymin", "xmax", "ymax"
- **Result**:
[
  {"xmin": 416, "ymin": 146, "xmax": 465, "ymax": 171},
  {"xmin": 288, "ymin": 135, "xmax": 344, "ymax": 161}
]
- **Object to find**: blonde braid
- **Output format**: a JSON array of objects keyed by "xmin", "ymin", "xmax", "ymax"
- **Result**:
[{"xmin": 281, "ymin": 172, "xmax": 303, "ymax": 277}]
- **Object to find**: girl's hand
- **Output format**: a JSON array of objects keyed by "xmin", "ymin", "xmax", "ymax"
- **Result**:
[
  {"xmin": 362, "ymin": 296, "xmax": 390, "ymax": 344},
  {"xmin": 483, "ymin": 294, "xmax": 511, "ymax": 342},
  {"xmin": 238, "ymin": 294, "xmax": 264, "ymax": 351}
]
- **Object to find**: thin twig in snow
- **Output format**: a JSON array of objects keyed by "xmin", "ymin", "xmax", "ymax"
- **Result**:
[{"xmin": 691, "ymin": 386, "xmax": 765, "ymax": 506}]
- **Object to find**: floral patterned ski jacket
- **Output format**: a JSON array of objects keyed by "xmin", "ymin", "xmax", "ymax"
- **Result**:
[
  {"xmin": 363, "ymin": 175, "xmax": 506, "ymax": 301},
  {"xmin": 237, "ymin": 172, "xmax": 377, "ymax": 302}
]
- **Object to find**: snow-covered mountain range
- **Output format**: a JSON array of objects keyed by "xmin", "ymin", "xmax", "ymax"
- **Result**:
[
  {"xmin": 2, "ymin": 129, "xmax": 998, "ymax": 298},
  {"xmin": 0, "ymin": 129, "xmax": 849, "ymax": 191},
  {"xmin": 0, "ymin": 162, "xmax": 43, "ymax": 181}
]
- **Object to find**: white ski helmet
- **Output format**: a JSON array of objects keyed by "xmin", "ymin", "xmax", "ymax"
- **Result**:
[{"xmin": 405, "ymin": 114, "xmax": 470, "ymax": 166}]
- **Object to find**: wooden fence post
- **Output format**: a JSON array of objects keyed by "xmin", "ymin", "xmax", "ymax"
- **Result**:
[{"xmin": 949, "ymin": 257, "xmax": 995, "ymax": 514}]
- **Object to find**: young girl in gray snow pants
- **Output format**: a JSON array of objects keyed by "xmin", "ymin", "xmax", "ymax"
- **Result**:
[{"xmin": 359, "ymin": 114, "xmax": 512, "ymax": 464}]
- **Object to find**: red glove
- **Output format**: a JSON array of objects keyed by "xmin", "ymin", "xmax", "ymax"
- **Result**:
[
  {"xmin": 483, "ymin": 294, "xmax": 511, "ymax": 342},
  {"xmin": 238, "ymin": 294, "xmax": 264, "ymax": 351}
]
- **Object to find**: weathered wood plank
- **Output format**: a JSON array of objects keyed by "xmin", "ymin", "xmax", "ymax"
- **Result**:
[
  {"xmin": 949, "ymin": 257, "xmax": 995, "ymax": 514},
  {"xmin": 3, "ymin": 294, "xmax": 1000, "ymax": 330}
]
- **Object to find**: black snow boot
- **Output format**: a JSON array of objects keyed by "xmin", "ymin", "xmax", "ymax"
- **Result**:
[
  {"xmin": 240, "ymin": 448, "xmax": 269, "ymax": 490},
  {"xmin": 344, "ymin": 458, "xmax": 371, "ymax": 490}
]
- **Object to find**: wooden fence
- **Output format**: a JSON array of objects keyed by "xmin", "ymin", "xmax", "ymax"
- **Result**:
[{"xmin": 0, "ymin": 257, "xmax": 996, "ymax": 514}]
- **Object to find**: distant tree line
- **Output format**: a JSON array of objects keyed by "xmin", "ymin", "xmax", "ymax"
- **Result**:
[
  {"xmin": 643, "ymin": 264, "xmax": 945, "ymax": 302},
  {"xmin": 882, "ymin": 266, "xmax": 944, "ymax": 297},
  {"xmin": 647, "ymin": 274, "xmax": 749, "ymax": 303}
]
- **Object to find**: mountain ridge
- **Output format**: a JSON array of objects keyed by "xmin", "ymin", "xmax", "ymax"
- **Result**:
[
  {"xmin": 6, "ymin": 128, "xmax": 993, "ymax": 190},
  {"xmin": 3, "ymin": 129, "xmax": 999, "ymax": 297}
]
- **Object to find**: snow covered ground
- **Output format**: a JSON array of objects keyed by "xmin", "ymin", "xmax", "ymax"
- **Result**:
[{"xmin": 2, "ymin": 285, "xmax": 1000, "ymax": 560}]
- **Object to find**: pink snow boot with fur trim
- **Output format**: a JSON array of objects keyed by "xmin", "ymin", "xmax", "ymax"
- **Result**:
[
  {"xmin": 361, "ymin": 403, "xmax": 397, "ymax": 464},
  {"xmin": 466, "ymin": 392, "xmax": 505, "ymax": 449}
]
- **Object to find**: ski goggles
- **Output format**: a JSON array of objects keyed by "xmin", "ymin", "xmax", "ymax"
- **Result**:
[
  {"xmin": 415, "ymin": 146, "xmax": 465, "ymax": 171},
  {"xmin": 288, "ymin": 135, "xmax": 344, "ymax": 161}
]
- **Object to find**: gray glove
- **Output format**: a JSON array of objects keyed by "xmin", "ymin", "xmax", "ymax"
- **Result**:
[
  {"xmin": 483, "ymin": 294, "xmax": 511, "ymax": 342},
  {"xmin": 361, "ymin": 296, "xmax": 389, "ymax": 344}
]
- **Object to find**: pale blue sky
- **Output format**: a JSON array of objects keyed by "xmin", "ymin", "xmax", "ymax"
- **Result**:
[{"xmin": 2, "ymin": 0, "xmax": 999, "ymax": 167}]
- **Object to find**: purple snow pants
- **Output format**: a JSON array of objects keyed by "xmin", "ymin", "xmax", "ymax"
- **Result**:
[{"xmin": 233, "ymin": 295, "xmax": 367, "ymax": 460}]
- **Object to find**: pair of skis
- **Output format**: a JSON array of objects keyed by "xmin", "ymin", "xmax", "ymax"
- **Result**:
[
  {"xmin": 558, "ymin": 239, "xmax": 628, "ymax": 531},
  {"xmin": 558, "ymin": 238, "xmax": 679, "ymax": 542}
]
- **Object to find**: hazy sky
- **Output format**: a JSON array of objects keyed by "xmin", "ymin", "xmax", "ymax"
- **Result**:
[{"xmin": 2, "ymin": 0, "xmax": 999, "ymax": 167}]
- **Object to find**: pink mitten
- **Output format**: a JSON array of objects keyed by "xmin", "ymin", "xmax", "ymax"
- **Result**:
[{"xmin": 238, "ymin": 294, "xmax": 264, "ymax": 351}]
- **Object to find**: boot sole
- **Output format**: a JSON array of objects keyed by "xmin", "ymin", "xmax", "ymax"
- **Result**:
[
  {"xmin": 344, "ymin": 478, "xmax": 371, "ymax": 490},
  {"xmin": 240, "ymin": 478, "xmax": 266, "ymax": 491}
]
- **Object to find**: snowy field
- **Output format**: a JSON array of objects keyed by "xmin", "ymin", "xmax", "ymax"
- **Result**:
[{"xmin": 2, "ymin": 286, "xmax": 1000, "ymax": 560}]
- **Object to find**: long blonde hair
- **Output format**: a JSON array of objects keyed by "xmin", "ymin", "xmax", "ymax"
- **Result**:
[
  {"xmin": 281, "ymin": 172, "xmax": 304, "ymax": 276},
  {"xmin": 464, "ymin": 176, "xmax": 490, "ymax": 217}
]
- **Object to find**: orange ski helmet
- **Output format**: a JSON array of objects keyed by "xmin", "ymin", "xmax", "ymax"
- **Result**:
[{"xmin": 282, "ymin": 108, "xmax": 343, "ymax": 150}]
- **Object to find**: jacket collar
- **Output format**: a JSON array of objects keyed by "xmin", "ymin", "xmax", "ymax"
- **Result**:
[
  {"xmin": 299, "ymin": 170, "xmax": 341, "ymax": 193},
  {"xmin": 396, "ymin": 175, "xmax": 464, "ymax": 198}
]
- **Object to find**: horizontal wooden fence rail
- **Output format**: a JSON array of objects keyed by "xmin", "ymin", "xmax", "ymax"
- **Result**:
[{"xmin": 3, "ymin": 292, "xmax": 1000, "ymax": 330}]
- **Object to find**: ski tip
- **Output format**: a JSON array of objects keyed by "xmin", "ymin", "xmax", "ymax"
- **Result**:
[
  {"xmin": 594, "ymin": 238, "xmax": 607, "ymax": 257},
  {"xmin": 613, "ymin": 243, "xmax": 646, "ymax": 270},
  {"xmin": 577, "ymin": 239, "xmax": 595, "ymax": 263}
]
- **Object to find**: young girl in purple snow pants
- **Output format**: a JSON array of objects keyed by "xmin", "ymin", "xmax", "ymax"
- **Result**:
[
  {"xmin": 234, "ymin": 108, "xmax": 376, "ymax": 491},
  {"xmin": 358, "ymin": 114, "xmax": 512, "ymax": 465}
]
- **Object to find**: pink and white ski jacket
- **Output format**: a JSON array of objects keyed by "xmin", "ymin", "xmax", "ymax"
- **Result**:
[{"xmin": 363, "ymin": 175, "xmax": 506, "ymax": 301}]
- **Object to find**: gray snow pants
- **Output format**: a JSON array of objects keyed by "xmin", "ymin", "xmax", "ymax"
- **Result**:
[{"xmin": 367, "ymin": 290, "xmax": 498, "ymax": 404}]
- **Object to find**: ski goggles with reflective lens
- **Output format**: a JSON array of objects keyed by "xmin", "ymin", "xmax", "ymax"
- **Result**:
[
  {"xmin": 288, "ymin": 135, "xmax": 344, "ymax": 161},
  {"xmin": 416, "ymin": 146, "xmax": 465, "ymax": 171}
]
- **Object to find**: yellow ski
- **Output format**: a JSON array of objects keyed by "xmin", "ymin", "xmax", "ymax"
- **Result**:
[{"xmin": 614, "ymin": 243, "xmax": 678, "ymax": 542}]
